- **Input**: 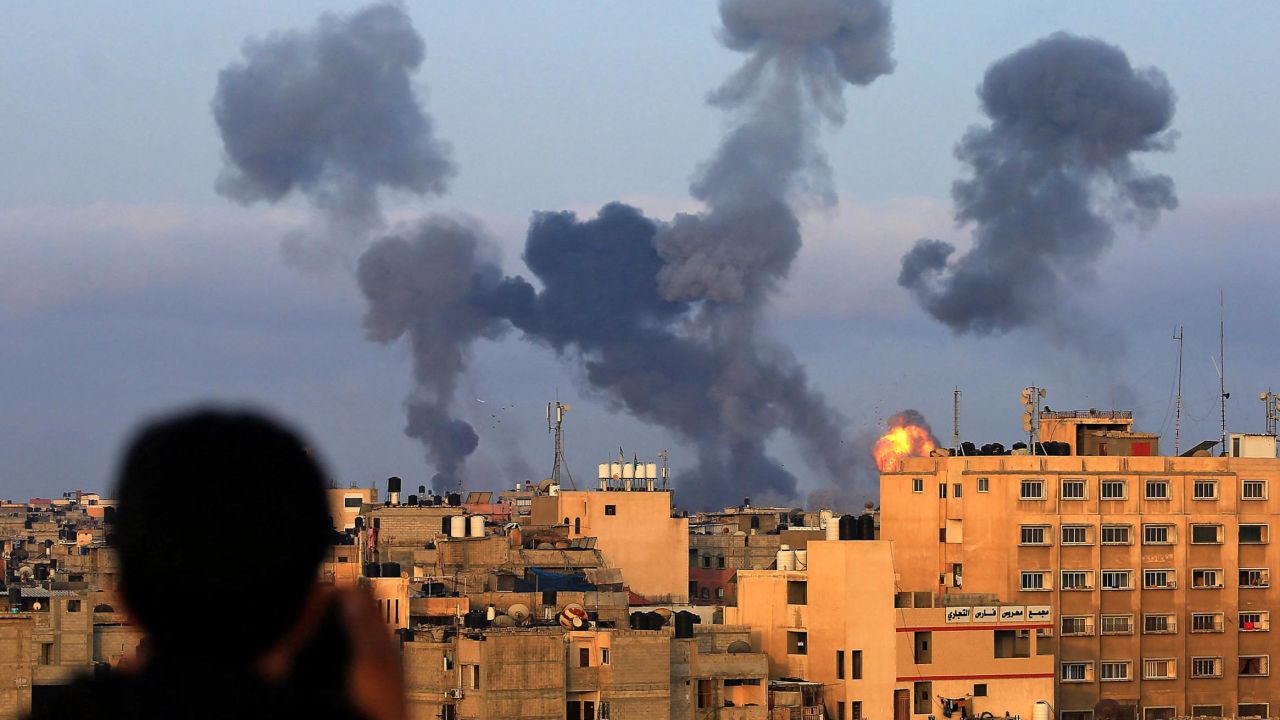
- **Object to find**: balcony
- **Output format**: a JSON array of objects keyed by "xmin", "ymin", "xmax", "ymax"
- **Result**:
[{"xmin": 567, "ymin": 665, "xmax": 599, "ymax": 692}]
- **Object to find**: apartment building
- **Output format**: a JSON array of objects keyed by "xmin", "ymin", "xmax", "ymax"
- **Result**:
[
  {"xmin": 881, "ymin": 450, "xmax": 1280, "ymax": 719},
  {"xmin": 732, "ymin": 539, "xmax": 1052, "ymax": 719}
]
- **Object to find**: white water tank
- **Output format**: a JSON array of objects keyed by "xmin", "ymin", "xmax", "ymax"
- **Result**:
[
  {"xmin": 623, "ymin": 463, "xmax": 635, "ymax": 480},
  {"xmin": 598, "ymin": 463, "xmax": 609, "ymax": 480},
  {"xmin": 1033, "ymin": 701, "xmax": 1051, "ymax": 720},
  {"xmin": 469, "ymin": 515, "xmax": 486, "ymax": 538},
  {"xmin": 776, "ymin": 545, "xmax": 794, "ymax": 571},
  {"xmin": 646, "ymin": 463, "xmax": 658, "ymax": 479},
  {"xmin": 450, "ymin": 515, "xmax": 467, "ymax": 538},
  {"xmin": 793, "ymin": 550, "xmax": 808, "ymax": 570}
]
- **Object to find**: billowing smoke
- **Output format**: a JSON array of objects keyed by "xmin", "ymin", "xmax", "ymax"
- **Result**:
[
  {"xmin": 899, "ymin": 33, "xmax": 1177, "ymax": 338},
  {"xmin": 212, "ymin": 2, "xmax": 454, "ymax": 264},
  {"xmin": 357, "ymin": 217, "xmax": 531, "ymax": 490}
]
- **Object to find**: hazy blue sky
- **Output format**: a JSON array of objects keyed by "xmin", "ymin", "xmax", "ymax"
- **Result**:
[{"xmin": 3, "ymin": 2, "xmax": 1278, "ymax": 503}]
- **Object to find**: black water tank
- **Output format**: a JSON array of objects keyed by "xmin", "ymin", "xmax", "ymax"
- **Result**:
[
  {"xmin": 674, "ymin": 610, "xmax": 699, "ymax": 638},
  {"xmin": 387, "ymin": 477, "xmax": 402, "ymax": 494},
  {"xmin": 103, "ymin": 507, "xmax": 116, "ymax": 524},
  {"xmin": 838, "ymin": 514, "xmax": 855, "ymax": 541},
  {"xmin": 961, "ymin": 441, "xmax": 977, "ymax": 455},
  {"xmin": 381, "ymin": 562, "xmax": 401, "ymax": 578},
  {"xmin": 629, "ymin": 611, "xmax": 644, "ymax": 630},
  {"xmin": 354, "ymin": 516, "xmax": 365, "ymax": 531},
  {"xmin": 7, "ymin": 587, "xmax": 20, "ymax": 607},
  {"xmin": 447, "ymin": 493, "xmax": 461, "ymax": 507},
  {"xmin": 364, "ymin": 563, "xmax": 382, "ymax": 578},
  {"xmin": 418, "ymin": 485, "xmax": 427, "ymax": 495},
  {"xmin": 441, "ymin": 517, "xmax": 451, "ymax": 535},
  {"xmin": 407, "ymin": 495, "xmax": 418, "ymax": 506},
  {"xmin": 858, "ymin": 514, "xmax": 875, "ymax": 541},
  {"xmin": 646, "ymin": 612, "xmax": 665, "ymax": 631}
]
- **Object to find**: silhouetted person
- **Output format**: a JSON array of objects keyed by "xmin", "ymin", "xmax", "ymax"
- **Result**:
[{"xmin": 28, "ymin": 408, "xmax": 402, "ymax": 720}]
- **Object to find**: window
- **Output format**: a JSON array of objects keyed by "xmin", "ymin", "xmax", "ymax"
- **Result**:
[
  {"xmin": 1101, "ymin": 524, "xmax": 1131, "ymax": 545},
  {"xmin": 1061, "ymin": 570, "xmax": 1093, "ymax": 590},
  {"xmin": 1020, "ymin": 525, "xmax": 1049, "ymax": 545},
  {"xmin": 466, "ymin": 664, "xmax": 480, "ymax": 689},
  {"xmin": 913, "ymin": 681, "xmax": 932, "ymax": 715},
  {"xmin": 850, "ymin": 702, "xmax": 862, "ymax": 720},
  {"xmin": 1242, "ymin": 479, "xmax": 1267, "ymax": 500},
  {"xmin": 1144, "ymin": 569, "xmax": 1176, "ymax": 589},
  {"xmin": 1061, "ymin": 662, "xmax": 1093, "ymax": 682},
  {"xmin": 1144, "ymin": 479, "xmax": 1170, "ymax": 499},
  {"xmin": 1193, "ymin": 478, "xmax": 1218, "ymax": 499},
  {"xmin": 1239, "ymin": 656, "xmax": 1270, "ymax": 677},
  {"xmin": 1191, "ymin": 707, "xmax": 1223, "ymax": 718},
  {"xmin": 952, "ymin": 483, "xmax": 962, "ymax": 498},
  {"xmin": 1144, "ymin": 710, "xmax": 1175, "ymax": 720},
  {"xmin": 1035, "ymin": 628, "xmax": 1053, "ymax": 655},
  {"xmin": 1101, "ymin": 570, "xmax": 1132, "ymax": 590},
  {"xmin": 604, "ymin": 505, "xmax": 616, "ymax": 516},
  {"xmin": 697, "ymin": 679, "xmax": 713, "ymax": 709},
  {"xmin": 1193, "ymin": 568, "xmax": 1223, "ymax": 589},
  {"xmin": 837, "ymin": 702, "xmax": 845, "ymax": 720},
  {"xmin": 1061, "ymin": 616, "xmax": 1094, "ymax": 636},
  {"xmin": 939, "ymin": 483, "xmax": 947, "ymax": 499},
  {"xmin": 1061, "ymin": 525, "xmax": 1090, "ymax": 545},
  {"xmin": 994, "ymin": 629, "xmax": 1030, "ymax": 658},
  {"xmin": 1191, "ymin": 524, "xmax": 1223, "ymax": 544},
  {"xmin": 836, "ymin": 650, "xmax": 846, "ymax": 679},
  {"xmin": 1020, "ymin": 571, "xmax": 1049, "ymax": 591},
  {"xmin": 786, "ymin": 631, "xmax": 807, "ymax": 655},
  {"xmin": 1143, "ymin": 658, "xmax": 1176, "ymax": 679},
  {"xmin": 38, "ymin": 643, "xmax": 53, "ymax": 665},
  {"xmin": 1061, "ymin": 479, "xmax": 1086, "ymax": 499},
  {"xmin": 1240, "ymin": 705, "xmax": 1270, "ymax": 719},
  {"xmin": 1240, "ymin": 612, "xmax": 1270, "ymax": 631},
  {"xmin": 1020, "ymin": 479, "xmax": 1045, "ymax": 500},
  {"xmin": 912, "ymin": 478, "xmax": 924, "ymax": 493},
  {"xmin": 601, "ymin": 648, "xmax": 610, "ymax": 665},
  {"xmin": 344, "ymin": 496, "xmax": 363, "ymax": 508},
  {"xmin": 1144, "ymin": 614, "xmax": 1176, "ymax": 634},
  {"xmin": 913, "ymin": 631, "xmax": 932, "ymax": 664},
  {"xmin": 787, "ymin": 581, "xmax": 807, "ymax": 605},
  {"xmin": 1101, "ymin": 615, "xmax": 1133, "ymax": 635},
  {"xmin": 972, "ymin": 684, "xmax": 986, "ymax": 697},
  {"xmin": 717, "ymin": 556, "xmax": 726, "ymax": 569},
  {"xmin": 1101, "ymin": 480, "xmax": 1126, "ymax": 499},
  {"xmin": 701, "ymin": 556, "xmax": 711, "ymax": 568},
  {"xmin": 1100, "ymin": 661, "xmax": 1131, "ymax": 681},
  {"xmin": 1241, "ymin": 568, "xmax": 1271, "ymax": 588},
  {"xmin": 715, "ymin": 588, "xmax": 724, "ymax": 599},
  {"xmin": 850, "ymin": 650, "xmax": 862, "ymax": 679},
  {"xmin": 1143, "ymin": 524, "xmax": 1173, "ymax": 544},
  {"xmin": 1240, "ymin": 524, "xmax": 1269, "ymax": 544},
  {"xmin": 579, "ymin": 648, "xmax": 590, "ymax": 667},
  {"xmin": 66, "ymin": 600, "xmax": 81, "ymax": 613},
  {"xmin": 977, "ymin": 477, "xmax": 989, "ymax": 493},
  {"xmin": 1192, "ymin": 613, "xmax": 1224, "ymax": 633}
]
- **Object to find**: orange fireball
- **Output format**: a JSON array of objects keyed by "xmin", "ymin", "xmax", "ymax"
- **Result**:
[{"xmin": 872, "ymin": 423, "xmax": 938, "ymax": 471}]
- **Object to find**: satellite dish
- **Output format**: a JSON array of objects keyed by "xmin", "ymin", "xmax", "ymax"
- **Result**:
[
  {"xmin": 653, "ymin": 608, "xmax": 674, "ymax": 621},
  {"xmin": 508, "ymin": 604, "xmax": 531, "ymax": 622},
  {"xmin": 726, "ymin": 640, "xmax": 752, "ymax": 654},
  {"xmin": 492, "ymin": 614, "xmax": 515, "ymax": 628},
  {"xmin": 32, "ymin": 601, "xmax": 42, "ymax": 611},
  {"xmin": 559, "ymin": 603, "xmax": 589, "ymax": 630}
]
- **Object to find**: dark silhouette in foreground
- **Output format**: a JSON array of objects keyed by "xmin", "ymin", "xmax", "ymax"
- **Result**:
[{"xmin": 27, "ymin": 409, "xmax": 403, "ymax": 720}]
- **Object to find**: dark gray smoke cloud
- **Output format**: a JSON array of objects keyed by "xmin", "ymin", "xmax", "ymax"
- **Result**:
[
  {"xmin": 212, "ymin": 2, "xmax": 454, "ymax": 259},
  {"xmin": 899, "ymin": 32, "xmax": 1177, "ymax": 337},
  {"xmin": 357, "ymin": 216, "xmax": 529, "ymax": 490}
]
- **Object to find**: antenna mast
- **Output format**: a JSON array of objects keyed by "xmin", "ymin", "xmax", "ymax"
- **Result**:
[
  {"xmin": 952, "ymin": 387, "xmax": 961, "ymax": 451},
  {"xmin": 1262, "ymin": 390, "xmax": 1279, "ymax": 437},
  {"xmin": 547, "ymin": 400, "xmax": 575, "ymax": 490},
  {"xmin": 1173, "ymin": 326, "xmax": 1184, "ymax": 455},
  {"xmin": 1220, "ymin": 291, "xmax": 1228, "ymax": 455}
]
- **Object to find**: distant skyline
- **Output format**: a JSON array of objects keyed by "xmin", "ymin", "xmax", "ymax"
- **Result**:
[{"xmin": 2, "ymin": 2, "xmax": 1278, "ymax": 503}]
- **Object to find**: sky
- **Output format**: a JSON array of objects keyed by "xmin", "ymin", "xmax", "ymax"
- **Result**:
[{"xmin": 2, "ymin": 2, "xmax": 1278, "ymax": 504}]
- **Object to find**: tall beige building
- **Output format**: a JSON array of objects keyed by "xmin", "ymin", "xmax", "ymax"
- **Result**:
[{"xmin": 881, "ymin": 440, "xmax": 1280, "ymax": 719}]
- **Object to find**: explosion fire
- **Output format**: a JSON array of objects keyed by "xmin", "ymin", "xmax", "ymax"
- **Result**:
[{"xmin": 872, "ymin": 412, "xmax": 939, "ymax": 471}]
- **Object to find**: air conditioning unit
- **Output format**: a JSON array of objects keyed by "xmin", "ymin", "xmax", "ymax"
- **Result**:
[{"xmin": 444, "ymin": 689, "xmax": 464, "ymax": 700}]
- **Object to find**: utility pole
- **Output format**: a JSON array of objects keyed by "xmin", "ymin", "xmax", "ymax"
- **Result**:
[{"xmin": 1173, "ymin": 326, "xmax": 1184, "ymax": 455}]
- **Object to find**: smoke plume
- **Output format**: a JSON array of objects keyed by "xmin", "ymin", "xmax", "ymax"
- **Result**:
[
  {"xmin": 899, "ymin": 33, "xmax": 1177, "ymax": 338},
  {"xmin": 212, "ymin": 2, "xmax": 454, "ymax": 263},
  {"xmin": 357, "ymin": 217, "xmax": 530, "ymax": 490}
]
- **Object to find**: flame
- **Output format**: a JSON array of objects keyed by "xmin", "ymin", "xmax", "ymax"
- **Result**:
[{"xmin": 873, "ymin": 423, "xmax": 937, "ymax": 471}]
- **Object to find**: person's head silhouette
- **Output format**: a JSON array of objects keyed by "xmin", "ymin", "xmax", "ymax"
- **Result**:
[{"xmin": 113, "ymin": 408, "xmax": 330, "ymax": 665}]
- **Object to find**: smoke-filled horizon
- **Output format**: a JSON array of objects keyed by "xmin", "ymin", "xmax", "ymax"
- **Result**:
[
  {"xmin": 899, "ymin": 33, "xmax": 1178, "ymax": 349},
  {"xmin": 213, "ymin": 0, "xmax": 905, "ymax": 508}
]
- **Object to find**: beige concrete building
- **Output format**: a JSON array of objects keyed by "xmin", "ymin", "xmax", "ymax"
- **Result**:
[
  {"xmin": 732, "ymin": 539, "xmax": 1052, "ymax": 720},
  {"xmin": 881, "ymin": 449, "xmax": 1280, "ymax": 719},
  {"xmin": 532, "ymin": 489, "xmax": 689, "ymax": 603}
]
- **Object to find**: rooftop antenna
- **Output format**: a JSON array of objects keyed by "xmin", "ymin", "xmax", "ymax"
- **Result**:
[
  {"xmin": 1219, "ymin": 291, "xmax": 1228, "ymax": 455},
  {"xmin": 1021, "ymin": 386, "xmax": 1047, "ymax": 454},
  {"xmin": 1173, "ymin": 325, "xmax": 1184, "ymax": 455},
  {"xmin": 1262, "ymin": 390, "xmax": 1279, "ymax": 436},
  {"xmin": 952, "ymin": 387, "xmax": 962, "ymax": 452},
  {"xmin": 547, "ymin": 400, "xmax": 575, "ymax": 490},
  {"xmin": 658, "ymin": 450, "xmax": 669, "ymax": 490}
]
